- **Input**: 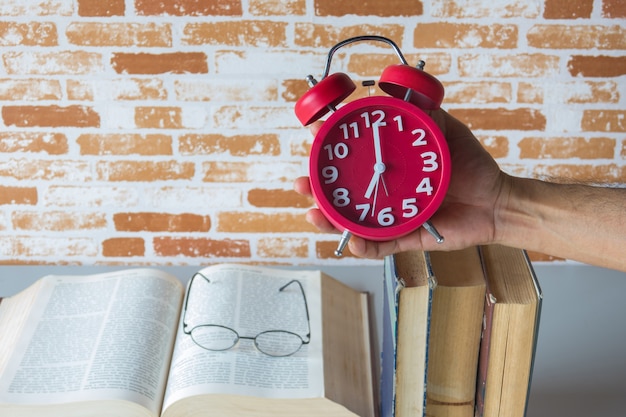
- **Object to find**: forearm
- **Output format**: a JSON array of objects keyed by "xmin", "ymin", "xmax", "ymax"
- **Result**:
[{"xmin": 497, "ymin": 176, "xmax": 626, "ymax": 272}]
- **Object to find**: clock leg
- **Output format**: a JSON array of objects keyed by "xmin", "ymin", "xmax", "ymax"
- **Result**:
[
  {"xmin": 334, "ymin": 230, "xmax": 353, "ymax": 257},
  {"xmin": 423, "ymin": 221, "xmax": 445, "ymax": 244}
]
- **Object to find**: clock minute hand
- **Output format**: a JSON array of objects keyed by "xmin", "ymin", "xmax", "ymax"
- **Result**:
[{"xmin": 364, "ymin": 121, "xmax": 387, "ymax": 200}]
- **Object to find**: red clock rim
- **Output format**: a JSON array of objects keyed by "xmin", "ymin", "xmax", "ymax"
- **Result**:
[{"xmin": 309, "ymin": 96, "xmax": 451, "ymax": 241}]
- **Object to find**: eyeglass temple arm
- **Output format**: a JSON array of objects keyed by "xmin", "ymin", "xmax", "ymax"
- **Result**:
[
  {"xmin": 182, "ymin": 272, "xmax": 211, "ymax": 334},
  {"xmin": 280, "ymin": 279, "xmax": 311, "ymax": 343}
]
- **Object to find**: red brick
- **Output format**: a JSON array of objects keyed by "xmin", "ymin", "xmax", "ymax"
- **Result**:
[
  {"xmin": 581, "ymin": 110, "xmax": 626, "ymax": 132},
  {"xmin": 314, "ymin": 0, "xmax": 422, "ymax": 16},
  {"xmin": 348, "ymin": 52, "xmax": 452, "ymax": 77},
  {"xmin": 211, "ymin": 105, "xmax": 298, "ymax": 129},
  {"xmin": 0, "ymin": 186, "xmax": 37, "ymax": 205},
  {"xmin": 519, "ymin": 137, "xmax": 616, "ymax": 159},
  {"xmin": 113, "ymin": 212, "xmax": 210, "ymax": 232},
  {"xmin": 544, "ymin": 0, "xmax": 593, "ymax": 18},
  {"xmin": 0, "ymin": 237, "xmax": 97, "ymax": 258},
  {"xmin": 0, "ymin": 22, "xmax": 57, "ymax": 46},
  {"xmin": 249, "ymin": 0, "xmax": 305, "ymax": 15},
  {"xmin": 0, "ymin": 2, "xmax": 73, "ymax": 16},
  {"xmin": 111, "ymin": 53, "xmax": 208, "ymax": 75},
  {"xmin": 533, "ymin": 164, "xmax": 625, "ymax": 183},
  {"xmin": 2, "ymin": 105, "xmax": 100, "ymax": 127},
  {"xmin": 316, "ymin": 240, "xmax": 356, "ymax": 259},
  {"xmin": 247, "ymin": 188, "xmax": 313, "ymax": 208},
  {"xmin": 135, "ymin": 107, "xmax": 182, "ymax": 129},
  {"xmin": 202, "ymin": 161, "xmax": 301, "ymax": 182},
  {"xmin": 0, "ymin": 159, "xmax": 92, "ymax": 181},
  {"xmin": 290, "ymin": 136, "xmax": 311, "ymax": 157},
  {"xmin": 0, "ymin": 132, "xmax": 68, "ymax": 154},
  {"xmin": 175, "ymin": 78, "xmax": 278, "ymax": 102},
  {"xmin": 183, "ymin": 21, "xmax": 287, "ymax": 46},
  {"xmin": 568, "ymin": 81, "xmax": 620, "ymax": 104},
  {"xmin": 217, "ymin": 212, "xmax": 315, "ymax": 233},
  {"xmin": 12, "ymin": 211, "xmax": 106, "ymax": 231},
  {"xmin": 77, "ymin": 134, "xmax": 172, "ymax": 155},
  {"xmin": 179, "ymin": 134, "xmax": 280, "ymax": 156},
  {"xmin": 153, "ymin": 237, "xmax": 251, "ymax": 258},
  {"xmin": 443, "ymin": 82, "xmax": 512, "ymax": 104},
  {"xmin": 136, "ymin": 0, "xmax": 242, "ymax": 16},
  {"xmin": 568, "ymin": 55, "xmax": 626, "ymax": 77},
  {"xmin": 603, "ymin": 0, "xmax": 626, "ymax": 17},
  {"xmin": 78, "ymin": 0, "xmax": 124, "ymax": 16},
  {"xmin": 431, "ymin": 1, "xmax": 540, "ymax": 17},
  {"xmin": 414, "ymin": 23, "xmax": 517, "ymax": 49},
  {"xmin": 449, "ymin": 108, "xmax": 546, "ymax": 131},
  {"xmin": 67, "ymin": 78, "xmax": 167, "ymax": 101},
  {"xmin": 459, "ymin": 53, "xmax": 559, "ymax": 78},
  {"xmin": 96, "ymin": 161, "xmax": 195, "ymax": 181},
  {"xmin": 43, "ymin": 186, "xmax": 139, "ymax": 208},
  {"xmin": 476, "ymin": 135, "xmax": 509, "ymax": 159},
  {"xmin": 102, "ymin": 238, "xmax": 145, "ymax": 257},
  {"xmin": 527, "ymin": 25, "xmax": 626, "ymax": 50},
  {"xmin": 0, "ymin": 79, "xmax": 62, "ymax": 101},
  {"xmin": 67, "ymin": 23, "xmax": 171, "ymax": 47},
  {"xmin": 517, "ymin": 82, "xmax": 543, "ymax": 104},
  {"xmin": 282, "ymin": 79, "xmax": 309, "ymax": 103},
  {"xmin": 294, "ymin": 23, "xmax": 405, "ymax": 48},
  {"xmin": 257, "ymin": 237, "xmax": 308, "ymax": 258},
  {"xmin": 3, "ymin": 51, "xmax": 102, "ymax": 75}
]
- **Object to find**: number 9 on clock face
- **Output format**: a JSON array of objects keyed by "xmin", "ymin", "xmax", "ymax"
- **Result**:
[{"xmin": 309, "ymin": 96, "xmax": 451, "ymax": 241}]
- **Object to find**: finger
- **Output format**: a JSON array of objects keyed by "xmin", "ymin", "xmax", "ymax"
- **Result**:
[
  {"xmin": 305, "ymin": 209, "xmax": 339, "ymax": 234},
  {"xmin": 348, "ymin": 237, "xmax": 401, "ymax": 259},
  {"xmin": 309, "ymin": 120, "xmax": 323, "ymax": 136},
  {"xmin": 293, "ymin": 176, "xmax": 312, "ymax": 196}
]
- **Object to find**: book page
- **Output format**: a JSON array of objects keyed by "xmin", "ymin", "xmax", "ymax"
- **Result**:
[
  {"xmin": 0, "ymin": 269, "xmax": 184, "ymax": 414},
  {"xmin": 162, "ymin": 264, "xmax": 324, "ymax": 411}
]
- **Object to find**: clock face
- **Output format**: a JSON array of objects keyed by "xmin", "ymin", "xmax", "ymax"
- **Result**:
[{"xmin": 309, "ymin": 95, "xmax": 451, "ymax": 241}]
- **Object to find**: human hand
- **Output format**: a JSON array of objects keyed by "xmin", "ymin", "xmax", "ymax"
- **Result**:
[{"xmin": 294, "ymin": 109, "xmax": 510, "ymax": 258}]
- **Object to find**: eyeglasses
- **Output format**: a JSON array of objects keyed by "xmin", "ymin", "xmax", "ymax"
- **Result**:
[{"xmin": 182, "ymin": 272, "xmax": 311, "ymax": 357}]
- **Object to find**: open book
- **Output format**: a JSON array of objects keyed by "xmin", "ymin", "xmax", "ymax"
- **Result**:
[{"xmin": 0, "ymin": 265, "xmax": 375, "ymax": 417}]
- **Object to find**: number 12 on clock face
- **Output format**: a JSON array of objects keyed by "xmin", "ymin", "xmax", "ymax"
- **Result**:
[{"xmin": 309, "ymin": 96, "xmax": 451, "ymax": 242}]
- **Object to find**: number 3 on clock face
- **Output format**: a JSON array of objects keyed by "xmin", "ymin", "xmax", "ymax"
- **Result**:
[{"xmin": 309, "ymin": 96, "xmax": 451, "ymax": 241}]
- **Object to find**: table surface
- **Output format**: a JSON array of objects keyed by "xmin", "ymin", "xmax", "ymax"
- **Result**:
[{"xmin": 1, "ymin": 263, "xmax": 625, "ymax": 416}]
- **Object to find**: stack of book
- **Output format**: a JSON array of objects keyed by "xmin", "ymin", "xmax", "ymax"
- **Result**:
[{"xmin": 381, "ymin": 244, "xmax": 543, "ymax": 417}]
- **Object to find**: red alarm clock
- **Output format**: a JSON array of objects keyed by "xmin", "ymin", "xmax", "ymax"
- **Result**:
[{"xmin": 295, "ymin": 36, "xmax": 450, "ymax": 256}]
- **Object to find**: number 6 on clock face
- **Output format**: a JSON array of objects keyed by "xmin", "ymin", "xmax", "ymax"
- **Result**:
[{"xmin": 308, "ymin": 96, "xmax": 451, "ymax": 242}]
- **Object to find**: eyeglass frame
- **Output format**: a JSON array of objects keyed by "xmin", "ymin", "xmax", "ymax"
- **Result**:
[{"xmin": 182, "ymin": 272, "xmax": 311, "ymax": 357}]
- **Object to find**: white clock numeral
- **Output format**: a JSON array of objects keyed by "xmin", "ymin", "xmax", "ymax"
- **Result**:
[
  {"xmin": 420, "ymin": 151, "xmax": 439, "ymax": 172},
  {"xmin": 323, "ymin": 143, "xmax": 349, "ymax": 160},
  {"xmin": 361, "ymin": 110, "xmax": 387, "ymax": 128},
  {"xmin": 416, "ymin": 177, "xmax": 434, "ymax": 195},
  {"xmin": 412, "ymin": 128, "xmax": 427, "ymax": 146},
  {"xmin": 393, "ymin": 115, "xmax": 404, "ymax": 132},
  {"xmin": 332, "ymin": 188, "xmax": 350, "ymax": 207},
  {"xmin": 402, "ymin": 198, "xmax": 419, "ymax": 218},
  {"xmin": 321, "ymin": 166, "xmax": 338, "ymax": 184},
  {"xmin": 339, "ymin": 122, "xmax": 359, "ymax": 139},
  {"xmin": 377, "ymin": 207, "xmax": 395, "ymax": 226},
  {"xmin": 356, "ymin": 203, "xmax": 370, "ymax": 221},
  {"xmin": 355, "ymin": 204, "xmax": 395, "ymax": 226}
]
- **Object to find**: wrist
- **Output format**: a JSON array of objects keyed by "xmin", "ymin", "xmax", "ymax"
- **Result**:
[{"xmin": 493, "ymin": 175, "xmax": 546, "ymax": 250}]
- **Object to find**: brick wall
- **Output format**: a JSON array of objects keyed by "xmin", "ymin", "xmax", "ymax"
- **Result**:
[{"xmin": 0, "ymin": 0, "xmax": 624, "ymax": 266}]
